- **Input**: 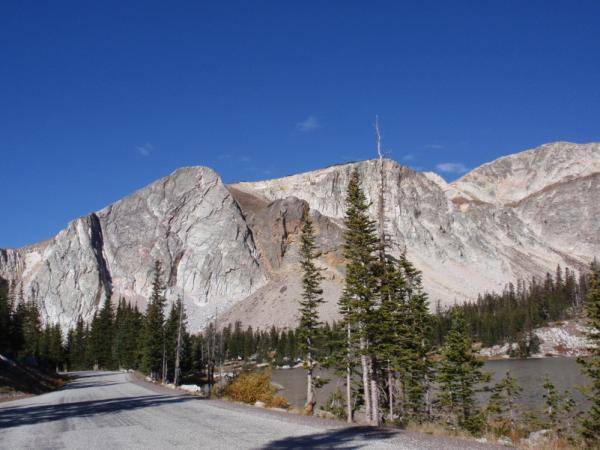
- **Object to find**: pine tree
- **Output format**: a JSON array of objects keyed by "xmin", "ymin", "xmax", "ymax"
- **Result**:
[
  {"xmin": 141, "ymin": 261, "xmax": 167, "ymax": 379},
  {"xmin": 165, "ymin": 296, "xmax": 187, "ymax": 384},
  {"xmin": 486, "ymin": 371, "xmax": 522, "ymax": 435},
  {"xmin": 340, "ymin": 169, "xmax": 380, "ymax": 424},
  {"xmin": 19, "ymin": 298, "xmax": 42, "ymax": 362},
  {"xmin": 6, "ymin": 284, "xmax": 24, "ymax": 359},
  {"xmin": 164, "ymin": 301, "xmax": 179, "ymax": 381},
  {"xmin": 327, "ymin": 292, "xmax": 356, "ymax": 422},
  {"xmin": 577, "ymin": 260, "xmax": 600, "ymax": 445},
  {"xmin": 173, "ymin": 297, "xmax": 187, "ymax": 386},
  {"xmin": 114, "ymin": 299, "xmax": 143, "ymax": 369},
  {"xmin": 0, "ymin": 278, "xmax": 10, "ymax": 354},
  {"xmin": 47, "ymin": 324, "xmax": 64, "ymax": 372},
  {"xmin": 436, "ymin": 311, "xmax": 488, "ymax": 433},
  {"xmin": 87, "ymin": 312, "xmax": 102, "ymax": 369},
  {"xmin": 375, "ymin": 255, "xmax": 408, "ymax": 421},
  {"xmin": 96, "ymin": 295, "xmax": 115, "ymax": 369},
  {"xmin": 541, "ymin": 375, "xmax": 575, "ymax": 435},
  {"xmin": 397, "ymin": 254, "xmax": 434, "ymax": 421},
  {"xmin": 297, "ymin": 206, "xmax": 325, "ymax": 414},
  {"xmin": 69, "ymin": 317, "xmax": 88, "ymax": 370},
  {"xmin": 114, "ymin": 298, "xmax": 128, "ymax": 368},
  {"xmin": 542, "ymin": 375, "xmax": 560, "ymax": 429}
]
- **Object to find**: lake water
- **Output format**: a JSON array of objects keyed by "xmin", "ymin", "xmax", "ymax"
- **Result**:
[{"xmin": 272, "ymin": 357, "xmax": 590, "ymax": 411}]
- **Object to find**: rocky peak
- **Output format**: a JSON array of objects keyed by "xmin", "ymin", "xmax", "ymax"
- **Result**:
[
  {"xmin": 452, "ymin": 142, "xmax": 600, "ymax": 205},
  {"xmin": 1, "ymin": 165, "xmax": 268, "ymax": 331},
  {"xmin": 1, "ymin": 142, "xmax": 598, "ymax": 332}
]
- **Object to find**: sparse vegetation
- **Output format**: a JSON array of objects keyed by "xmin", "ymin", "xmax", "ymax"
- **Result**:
[
  {"xmin": 321, "ymin": 388, "xmax": 347, "ymax": 420},
  {"xmin": 222, "ymin": 369, "xmax": 288, "ymax": 409}
]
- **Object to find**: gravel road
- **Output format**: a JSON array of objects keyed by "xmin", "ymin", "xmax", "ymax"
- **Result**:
[{"xmin": 0, "ymin": 371, "xmax": 500, "ymax": 449}]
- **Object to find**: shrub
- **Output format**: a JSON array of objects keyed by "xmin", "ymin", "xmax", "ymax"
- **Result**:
[
  {"xmin": 222, "ymin": 369, "xmax": 288, "ymax": 408},
  {"xmin": 269, "ymin": 394, "xmax": 290, "ymax": 409},
  {"xmin": 322, "ymin": 388, "xmax": 346, "ymax": 420}
]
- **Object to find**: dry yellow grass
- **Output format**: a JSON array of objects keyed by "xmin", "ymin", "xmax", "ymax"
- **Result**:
[{"xmin": 222, "ymin": 369, "xmax": 289, "ymax": 409}]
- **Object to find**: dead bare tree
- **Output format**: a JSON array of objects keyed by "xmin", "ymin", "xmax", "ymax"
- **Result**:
[
  {"xmin": 173, "ymin": 295, "xmax": 184, "ymax": 386},
  {"xmin": 370, "ymin": 114, "xmax": 385, "ymax": 426}
]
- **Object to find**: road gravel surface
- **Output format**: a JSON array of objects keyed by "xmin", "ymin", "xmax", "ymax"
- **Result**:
[{"xmin": 0, "ymin": 371, "xmax": 500, "ymax": 449}]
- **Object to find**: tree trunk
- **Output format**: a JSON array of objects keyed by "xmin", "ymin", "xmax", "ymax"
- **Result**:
[
  {"xmin": 346, "ymin": 324, "xmax": 353, "ymax": 423},
  {"xmin": 174, "ymin": 300, "xmax": 184, "ymax": 386},
  {"xmin": 305, "ymin": 350, "xmax": 315, "ymax": 415},
  {"xmin": 425, "ymin": 375, "xmax": 432, "ymax": 419},
  {"xmin": 360, "ymin": 336, "xmax": 371, "ymax": 423},
  {"xmin": 388, "ymin": 364, "xmax": 394, "ymax": 421},
  {"xmin": 370, "ymin": 358, "xmax": 380, "ymax": 426}
]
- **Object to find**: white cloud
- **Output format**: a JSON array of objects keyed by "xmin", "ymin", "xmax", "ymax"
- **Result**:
[
  {"xmin": 436, "ymin": 162, "xmax": 468, "ymax": 174},
  {"xmin": 425, "ymin": 144, "xmax": 445, "ymax": 150},
  {"xmin": 296, "ymin": 115, "xmax": 321, "ymax": 132},
  {"xmin": 136, "ymin": 143, "xmax": 154, "ymax": 157},
  {"xmin": 402, "ymin": 154, "xmax": 415, "ymax": 161}
]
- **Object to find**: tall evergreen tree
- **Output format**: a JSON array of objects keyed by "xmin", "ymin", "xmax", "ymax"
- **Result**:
[
  {"xmin": 70, "ymin": 317, "xmax": 89, "ymax": 370},
  {"xmin": 0, "ymin": 278, "xmax": 10, "ymax": 355},
  {"xmin": 18, "ymin": 298, "xmax": 42, "ymax": 362},
  {"xmin": 340, "ymin": 169, "xmax": 380, "ymax": 424},
  {"xmin": 578, "ymin": 260, "xmax": 600, "ymax": 445},
  {"xmin": 374, "ymin": 255, "xmax": 408, "ymax": 421},
  {"xmin": 165, "ymin": 296, "xmax": 188, "ymax": 384},
  {"xmin": 141, "ymin": 261, "xmax": 167, "ymax": 379},
  {"xmin": 397, "ymin": 254, "xmax": 434, "ymax": 421},
  {"xmin": 47, "ymin": 324, "xmax": 65, "ymax": 372},
  {"xmin": 436, "ymin": 311, "xmax": 488, "ymax": 433},
  {"xmin": 328, "ymin": 290, "xmax": 357, "ymax": 423},
  {"xmin": 96, "ymin": 295, "xmax": 115, "ymax": 369},
  {"xmin": 297, "ymin": 206, "xmax": 325, "ymax": 414},
  {"xmin": 7, "ymin": 284, "xmax": 24, "ymax": 359},
  {"xmin": 114, "ymin": 298, "xmax": 143, "ymax": 369}
]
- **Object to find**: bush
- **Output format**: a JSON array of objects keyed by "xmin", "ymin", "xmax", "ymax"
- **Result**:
[
  {"xmin": 322, "ymin": 388, "xmax": 346, "ymax": 420},
  {"xmin": 222, "ymin": 369, "xmax": 288, "ymax": 409},
  {"xmin": 269, "ymin": 394, "xmax": 290, "ymax": 409}
]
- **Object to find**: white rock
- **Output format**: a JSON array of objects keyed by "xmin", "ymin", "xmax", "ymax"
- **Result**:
[
  {"xmin": 1, "ymin": 142, "xmax": 598, "ymax": 332},
  {"xmin": 0, "ymin": 167, "xmax": 267, "ymax": 332},
  {"xmin": 179, "ymin": 384, "xmax": 202, "ymax": 394},
  {"xmin": 523, "ymin": 429, "xmax": 551, "ymax": 446},
  {"xmin": 497, "ymin": 436, "xmax": 512, "ymax": 446}
]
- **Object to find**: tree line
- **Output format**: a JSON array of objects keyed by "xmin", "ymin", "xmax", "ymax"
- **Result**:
[
  {"xmin": 432, "ymin": 264, "xmax": 590, "ymax": 356},
  {"xmin": 0, "ymin": 279, "xmax": 64, "ymax": 372}
]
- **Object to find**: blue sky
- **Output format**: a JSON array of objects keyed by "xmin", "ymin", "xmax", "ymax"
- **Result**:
[{"xmin": 1, "ymin": 1, "xmax": 599, "ymax": 248}]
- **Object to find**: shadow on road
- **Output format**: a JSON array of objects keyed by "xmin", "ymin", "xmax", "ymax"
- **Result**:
[
  {"xmin": 67, "ymin": 372, "xmax": 120, "ymax": 379},
  {"xmin": 0, "ymin": 394, "xmax": 199, "ymax": 429},
  {"xmin": 60, "ymin": 381, "xmax": 124, "ymax": 390},
  {"xmin": 261, "ymin": 426, "xmax": 399, "ymax": 449}
]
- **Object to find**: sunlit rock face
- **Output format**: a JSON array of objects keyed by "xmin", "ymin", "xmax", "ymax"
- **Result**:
[
  {"xmin": 1, "ymin": 142, "xmax": 598, "ymax": 331},
  {"xmin": 0, "ymin": 167, "xmax": 267, "ymax": 331}
]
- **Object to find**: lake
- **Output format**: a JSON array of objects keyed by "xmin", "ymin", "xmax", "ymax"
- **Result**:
[{"xmin": 272, "ymin": 357, "xmax": 591, "ymax": 411}]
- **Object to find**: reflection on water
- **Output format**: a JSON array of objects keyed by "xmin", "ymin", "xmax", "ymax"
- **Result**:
[{"xmin": 272, "ymin": 358, "xmax": 590, "ymax": 411}]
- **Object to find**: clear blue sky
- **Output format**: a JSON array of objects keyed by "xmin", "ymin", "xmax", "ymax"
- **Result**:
[{"xmin": 1, "ymin": 1, "xmax": 599, "ymax": 248}]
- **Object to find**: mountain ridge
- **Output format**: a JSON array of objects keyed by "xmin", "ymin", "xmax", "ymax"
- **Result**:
[{"xmin": 1, "ymin": 141, "xmax": 598, "ymax": 332}]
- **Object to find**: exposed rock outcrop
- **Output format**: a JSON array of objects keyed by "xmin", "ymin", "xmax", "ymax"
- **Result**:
[
  {"xmin": 0, "ymin": 141, "xmax": 598, "ymax": 331},
  {"xmin": 0, "ymin": 167, "xmax": 267, "ymax": 331}
]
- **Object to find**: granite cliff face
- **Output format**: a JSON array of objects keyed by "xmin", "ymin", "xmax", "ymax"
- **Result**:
[
  {"xmin": 0, "ymin": 167, "xmax": 267, "ymax": 331},
  {"xmin": 1, "ymin": 142, "xmax": 598, "ymax": 331}
]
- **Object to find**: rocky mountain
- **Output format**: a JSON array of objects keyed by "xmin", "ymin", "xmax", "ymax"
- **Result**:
[
  {"xmin": 0, "ymin": 168, "xmax": 267, "ymax": 331},
  {"xmin": 1, "ymin": 141, "xmax": 598, "ymax": 332}
]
